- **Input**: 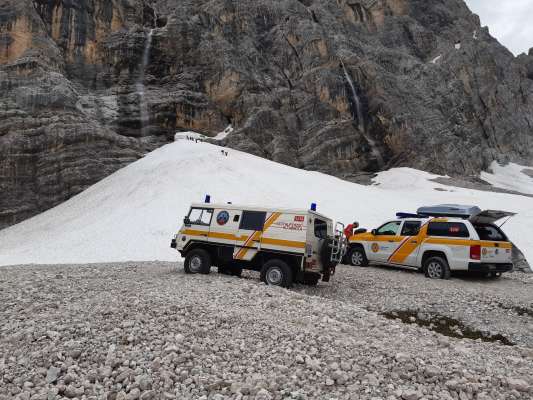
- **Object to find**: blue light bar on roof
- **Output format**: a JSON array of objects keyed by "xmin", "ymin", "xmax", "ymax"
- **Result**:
[{"xmin": 396, "ymin": 213, "xmax": 421, "ymax": 219}]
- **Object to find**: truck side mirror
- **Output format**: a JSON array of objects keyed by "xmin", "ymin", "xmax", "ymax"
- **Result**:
[
  {"xmin": 371, "ymin": 229, "xmax": 377, "ymax": 236},
  {"xmin": 183, "ymin": 217, "xmax": 191, "ymax": 227}
]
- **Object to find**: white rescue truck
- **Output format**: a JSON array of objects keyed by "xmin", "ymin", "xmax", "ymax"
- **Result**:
[
  {"xmin": 346, "ymin": 205, "xmax": 515, "ymax": 279},
  {"xmin": 171, "ymin": 200, "xmax": 346, "ymax": 287}
]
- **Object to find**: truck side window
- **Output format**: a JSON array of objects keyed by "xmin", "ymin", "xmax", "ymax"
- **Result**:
[
  {"xmin": 401, "ymin": 221, "xmax": 421, "ymax": 236},
  {"xmin": 427, "ymin": 222, "xmax": 469, "ymax": 238},
  {"xmin": 188, "ymin": 208, "xmax": 214, "ymax": 226},
  {"xmin": 240, "ymin": 211, "xmax": 266, "ymax": 231},
  {"xmin": 314, "ymin": 218, "xmax": 327, "ymax": 239},
  {"xmin": 376, "ymin": 221, "xmax": 401, "ymax": 236}
]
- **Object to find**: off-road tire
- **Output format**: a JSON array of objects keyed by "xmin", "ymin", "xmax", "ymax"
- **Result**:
[
  {"xmin": 348, "ymin": 246, "xmax": 369, "ymax": 267},
  {"xmin": 423, "ymin": 256, "xmax": 451, "ymax": 280},
  {"xmin": 184, "ymin": 249, "xmax": 211, "ymax": 275},
  {"xmin": 260, "ymin": 259, "xmax": 293, "ymax": 288},
  {"xmin": 320, "ymin": 238, "xmax": 338, "ymax": 270}
]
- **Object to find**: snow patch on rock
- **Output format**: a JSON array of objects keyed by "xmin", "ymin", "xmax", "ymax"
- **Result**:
[
  {"xmin": 213, "ymin": 125, "xmax": 234, "ymax": 141},
  {"xmin": 481, "ymin": 161, "xmax": 533, "ymax": 195}
]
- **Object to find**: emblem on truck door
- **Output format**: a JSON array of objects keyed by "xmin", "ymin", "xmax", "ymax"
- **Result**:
[
  {"xmin": 371, "ymin": 243, "xmax": 380, "ymax": 253},
  {"xmin": 216, "ymin": 211, "xmax": 230, "ymax": 225}
]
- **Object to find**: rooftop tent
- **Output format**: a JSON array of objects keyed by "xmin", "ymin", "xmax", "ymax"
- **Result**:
[{"xmin": 416, "ymin": 204, "xmax": 482, "ymax": 219}]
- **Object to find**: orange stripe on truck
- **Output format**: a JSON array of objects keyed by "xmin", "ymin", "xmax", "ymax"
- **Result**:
[
  {"xmin": 388, "ymin": 236, "xmax": 416, "ymax": 264},
  {"xmin": 425, "ymin": 238, "xmax": 512, "ymax": 248},
  {"xmin": 261, "ymin": 237, "xmax": 306, "ymax": 249},
  {"xmin": 183, "ymin": 229, "xmax": 248, "ymax": 241},
  {"xmin": 388, "ymin": 222, "xmax": 430, "ymax": 264}
]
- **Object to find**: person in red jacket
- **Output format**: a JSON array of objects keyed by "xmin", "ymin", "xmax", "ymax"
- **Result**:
[{"xmin": 344, "ymin": 222, "xmax": 359, "ymax": 239}]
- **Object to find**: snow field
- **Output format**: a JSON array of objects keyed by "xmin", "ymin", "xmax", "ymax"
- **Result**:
[{"xmin": 0, "ymin": 140, "xmax": 531, "ymax": 267}]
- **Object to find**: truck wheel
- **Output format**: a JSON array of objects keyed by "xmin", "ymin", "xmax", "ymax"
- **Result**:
[
  {"xmin": 348, "ymin": 246, "xmax": 368, "ymax": 267},
  {"xmin": 260, "ymin": 259, "xmax": 293, "ymax": 288},
  {"xmin": 184, "ymin": 249, "xmax": 211, "ymax": 275},
  {"xmin": 423, "ymin": 256, "xmax": 451, "ymax": 280}
]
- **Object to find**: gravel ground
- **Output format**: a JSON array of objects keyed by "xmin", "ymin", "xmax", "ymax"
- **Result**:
[
  {"xmin": 0, "ymin": 262, "xmax": 532, "ymax": 400},
  {"xmin": 296, "ymin": 265, "xmax": 533, "ymax": 348}
]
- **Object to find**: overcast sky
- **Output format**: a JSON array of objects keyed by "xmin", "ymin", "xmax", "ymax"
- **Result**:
[{"xmin": 465, "ymin": 0, "xmax": 533, "ymax": 55}]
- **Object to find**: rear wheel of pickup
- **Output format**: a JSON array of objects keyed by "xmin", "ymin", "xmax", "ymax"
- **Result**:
[
  {"xmin": 184, "ymin": 249, "xmax": 211, "ymax": 274},
  {"xmin": 423, "ymin": 256, "xmax": 451, "ymax": 280},
  {"xmin": 260, "ymin": 259, "xmax": 293, "ymax": 288},
  {"xmin": 348, "ymin": 246, "xmax": 369, "ymax": 267}
]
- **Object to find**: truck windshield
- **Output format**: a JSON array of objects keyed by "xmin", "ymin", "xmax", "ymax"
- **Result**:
[
  {"xmin": 376, "ymin": 221, "xmax": 401, "ymax": 236},
  {"xmin": 474, "ymin": 224, "xmax": 507, "ymax": 241},
  {"xmin": 188, "ymin": 208, "xmax": 213, "ymax": 226}
]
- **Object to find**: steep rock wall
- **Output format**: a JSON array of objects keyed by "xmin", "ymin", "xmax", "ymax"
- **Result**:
[{"xmin": 1, "ymin": 0, "xmax": 532, "ymax": 228}]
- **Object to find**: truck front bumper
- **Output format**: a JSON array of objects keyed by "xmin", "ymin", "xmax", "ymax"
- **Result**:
[{"xmin": 468, "ymin": 263, "xmax": 513, "ymax": 273}]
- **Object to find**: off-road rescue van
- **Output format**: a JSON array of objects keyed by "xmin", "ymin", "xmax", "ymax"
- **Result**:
[
  {"xmin": 346, "ymin": 205, "xmax": 515, "ymax": 279},
  {"xmin": 171, "ymin": 200, "xmax": 346, "ymax": 287}
]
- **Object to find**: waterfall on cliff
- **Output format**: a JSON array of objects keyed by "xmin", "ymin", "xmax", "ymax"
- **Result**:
[
  {"xmin": 136, "ymin": 28, "xmax": 155, "ymax": 135},
  {"xmin": 341, "ymin": 62, "xmax": 384, "ymax": 168}
]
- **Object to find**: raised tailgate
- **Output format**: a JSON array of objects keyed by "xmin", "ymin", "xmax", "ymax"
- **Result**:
[{"xmin": 470, "ymin": 210, "xmax": 516, "ymax": 224}]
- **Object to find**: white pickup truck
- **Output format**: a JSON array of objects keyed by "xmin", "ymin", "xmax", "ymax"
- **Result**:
[{"xmin": 346, "ymin": 205, "xmax": 515, "ymax": 279}]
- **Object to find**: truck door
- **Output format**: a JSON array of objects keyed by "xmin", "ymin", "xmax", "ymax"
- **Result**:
[
  {"xmin": 313, "ymin": 217, "xmax": 328, "ymax": 259},
  {"xmin": 234, "ymin": 211, "xmax": 267, "ymax": 261},
  {"xmin": 211, "ymin": 207, "xmax": 242, "ymax": 244},
  {"xmin": 184, "ymin": 207, "xmax": 214, "ymax": 242},
  {"xmin": 370, "ymin": 221, "xmax": 402, "ymax": 262},
  {"xmin": 388, "ymin": 220, "xmax": 423, "ymax": 266}
]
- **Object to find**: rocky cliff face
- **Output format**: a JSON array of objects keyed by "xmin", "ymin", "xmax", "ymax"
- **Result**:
[{"xmin": 1, "ymin": 0, "xmax": 532, "ymax": 228}]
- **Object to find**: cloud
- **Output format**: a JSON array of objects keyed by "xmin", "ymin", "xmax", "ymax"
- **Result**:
[{"xmin": 465, "ymin": 0, "xmax": 533, "ymax": 55}]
